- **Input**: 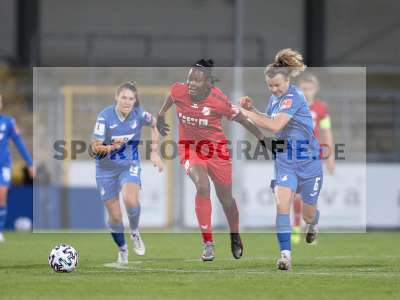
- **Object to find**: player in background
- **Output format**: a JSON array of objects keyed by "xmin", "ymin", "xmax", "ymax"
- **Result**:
[
  {"xmin": 156, "ymin": 59, "xmax": 267, "ymax": 261},
  {"xmin": 90, "ymin": 81, "xmax": 163, "ymax": 265},
  {"xmin": 239, "ymin": 49, "xmax": 322, "ymax": 270},
  {"xmin": 291, "ymin": 73, "xmax": 335, "ymax": 244},
  {"xmin": 0, "ymin": 94, "xmax": 35, "ymax": 242}
]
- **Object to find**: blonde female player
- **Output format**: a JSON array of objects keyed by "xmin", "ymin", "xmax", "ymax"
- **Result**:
[
  {"xmin": 239, "ymin": 49, "xmax": 323, "ymax": 270},
  {"xmin": 90, "ymin": 81, "xmax": 163, "ymax": 265}
]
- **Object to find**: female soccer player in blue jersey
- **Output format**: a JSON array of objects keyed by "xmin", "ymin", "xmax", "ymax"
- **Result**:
[
  {"xmin": 239, "ymin": 49, "xmax": 323, "ymax": 270},
  {"xmin": 0, "ymin": 94, "xmax": 35, "ymax": 242},
  {"xmin": 90, "ymin": 81, "xmax": 163, "ymax": 265}
]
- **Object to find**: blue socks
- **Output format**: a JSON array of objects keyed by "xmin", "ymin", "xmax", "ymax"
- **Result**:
[
  {"xmin": 276, "ymin": 213, "xmax": 292, "ymax": 251},
  {"xmin": 109, "ymin": 222, "xmax": 126, "ymax": 249},
  {"xmin": 0, "ymin": 205, "xmax": 7, "ymax": 232},
  {"xmin": 126, "ymin": 204, "xmax": 141, "ymax": 233}
]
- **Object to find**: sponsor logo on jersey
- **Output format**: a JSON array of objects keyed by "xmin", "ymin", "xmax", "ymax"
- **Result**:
[
  {"xmin": 191, "ymin": 103, "xmax": 199, "ymax": 109},
  {"xmin": 178, "ymin": 112, "xmax": 206, "ymax": 126},
  {"xmin": 111, "ymin": 133, "xmax": 135, "ymax": 142}
]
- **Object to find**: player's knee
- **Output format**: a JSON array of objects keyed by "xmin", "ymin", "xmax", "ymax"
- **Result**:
[
  {"xmin": 303, "ymin": 214, "xmax": 314, "ymax": 224},
  {"xmin": 109, "ymin": 214, "xmax": 123, "ymax": 225},
  {"xmin": 195, "ymin": 180, "xmax": 210, "ymax": 196}
]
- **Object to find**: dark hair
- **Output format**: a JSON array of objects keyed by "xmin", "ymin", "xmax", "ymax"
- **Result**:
[
  {"xmin": 190, "ymin": 59, "xmax": 218, "ymax": 84},
  {"xmin": 116, "ymin": 81, "xmax": 140, "ymax": 107},
  {"xmin": 265, "ymin": 48, "xmax": 306, "ymax": 79}
]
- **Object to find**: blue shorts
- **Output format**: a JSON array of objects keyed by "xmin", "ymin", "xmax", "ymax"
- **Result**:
[
  {"xmin": 96, "ymin": 164, "xmax": 141, "ymax": 201},
  {"xmin": 0, "ymin": 166, "xmax": 11, "ymax": 187},
  {"xmin": 271, "ymin": 167, "xmax": 323, "ymax": 205}
]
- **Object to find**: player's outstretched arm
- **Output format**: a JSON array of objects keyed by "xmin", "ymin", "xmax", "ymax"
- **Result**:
[
  {"xmin": 150, "ymin": 117, "xmax": 164, "ymax": 172},
  {"xmin": 156, "ymin": 95, "xmax": 174, "ymax": 136},
  {"xmin": 10, "ymin": 118, "xmax": 36, "ymax": 177},
  {"xmin": 233, "ymin": 112, "xmax": 276, "ymax": 152},
  {"xmin": 240, "ymin": 108, "xmax": 291, "ymax": 134}
]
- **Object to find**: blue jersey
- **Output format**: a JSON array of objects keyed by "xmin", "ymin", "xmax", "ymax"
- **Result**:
[
  {"xmin": 92, "ymin": 105, "xmax": 153, "ymax": 174},
  {"xmin": 0, "ymin": 114, "xmax": 32, "ymax": 167},
  {"xmin": 266, "ymin": 84, "xmax": 322, "ymax": 178}
]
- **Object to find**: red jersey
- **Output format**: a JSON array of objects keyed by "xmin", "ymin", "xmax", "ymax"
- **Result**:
[
  {"xmin": 309, "ymin": 100, "xmax": 329, "ymax": 142},
  {"xmin": 170, "ymin": 82, "xmax": 238, "ymax": 145}
]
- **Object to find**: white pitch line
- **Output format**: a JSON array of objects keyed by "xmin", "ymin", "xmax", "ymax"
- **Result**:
[{"xmin": 101, "ymin": 265, "xmax": 400, "ymax": 278}]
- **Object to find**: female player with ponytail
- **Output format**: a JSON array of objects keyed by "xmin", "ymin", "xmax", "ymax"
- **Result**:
[
  {"xmin": 90, "ymin": 81, "xmax": 163, "ymax": 265},
  {"xmin": 157, "ymin": 59, "xmax": 267, "ymax": 261},
  {"xmin": 239, "ymin": 49, "xmax": 323, "ymax": 270}
]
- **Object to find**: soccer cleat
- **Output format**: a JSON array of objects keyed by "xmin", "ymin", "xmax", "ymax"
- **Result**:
[
  {"xmin": 305, "ymin": 224, "xmax": 318, "ymax": 244},
  {"xmin": 276, "ymin": 253, "xmax": 291, "ymax": 271},
  {"xmin": 0, "ymin": 232, "xmax": 4, "ymax": 243},
  {"xmin": 291, "ymin": 226, "xmax": 301, "ymax": 245},
  {"xmin": 117, "ymin": 249, "xmax": 128, "ymax": 265},
  {"xmin": 230, "ymin": 233, "xmax": 243, "ymax": 259},
  {"xmin": 201, "ymin": 241, "xmax": 215, "ymax": 261},
  {"xmin": 130, "ymin": 232, "xmax": 146, "ymax": 256}
]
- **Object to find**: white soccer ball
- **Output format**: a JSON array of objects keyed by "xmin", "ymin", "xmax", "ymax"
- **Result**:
[{"xmin": 48, "ymin": 244, "xmax": 79, "ymax": 273}]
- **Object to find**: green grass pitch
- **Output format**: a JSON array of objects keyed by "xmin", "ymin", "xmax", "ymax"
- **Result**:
[{"xmin": 0, "ymin": 232, "xmax": 399, "ymax": 300}]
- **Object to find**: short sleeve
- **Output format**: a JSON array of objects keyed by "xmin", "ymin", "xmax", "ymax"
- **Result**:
[
  {"xmin": 140, "ymin": 108, "xmax": 153, "ymax": 127},
  {"xmin": 277, "ymin": 94, "xmax": 303, "ymax": 118},
  {"xmin": 265, "ymin": 97, "xmax": 274, "ymax": 116},
  {"xmin": 219, "ymin": 98, "xmax": 239, "ymax": 120},
  {"xmin": 92, "ymin": 113, "xmax": 107, "ymax": 142},
  {"xmin": 170, "ymin": 82, "xmax": 185, "ymax": 103}
]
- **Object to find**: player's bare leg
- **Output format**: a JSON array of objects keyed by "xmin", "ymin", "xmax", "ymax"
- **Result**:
[
  {"xmin": 122, "ymin": 183, "xmax": 145, "ymax": 256},
  {"xmin": 0, "ymin": 187, "xmax": 9, "ymax": 242},
  {"xmin": 303, "ymin": 203, "xmax": 319, "ymax": 244},
  {"xmin": 292, "ymin": 194, "xmax": 303, "ymax": 245},
  {"xmin": 275, "ymin": 186, "xmax": 294, "ymax": 270},
  {"xmin": 188, "ymin": 165, "xmax": 214, "ymax": 261},
  {"xmin": 214, "ymin": 181, "xmax": 243, "ymax": 259},
  {"xmin": 105, "ymin": 197, "xmax": 128, "ymax": 264}
]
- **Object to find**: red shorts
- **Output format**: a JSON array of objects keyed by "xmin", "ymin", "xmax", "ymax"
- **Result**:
[{"xmin": 179, "ymin": 143, "xmax": 232, "ymax": 185}]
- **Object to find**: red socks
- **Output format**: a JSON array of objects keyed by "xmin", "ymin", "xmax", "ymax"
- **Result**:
[
  {"xmin": 293, "ymin": 197, "xmax": 302, "ymax": 227},
  {"xmin": 195, "ymin": 195, "xmax": 213, "ymax": 243}
]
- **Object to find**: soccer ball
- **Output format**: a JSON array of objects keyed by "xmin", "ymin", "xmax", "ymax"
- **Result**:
[{"xmin": 48, "ymin": 244, "xmax": 79, "ymax": 273}]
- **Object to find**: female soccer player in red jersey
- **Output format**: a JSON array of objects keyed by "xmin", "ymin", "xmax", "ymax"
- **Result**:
[
  {"xmin": 157, "ymin": 59, "xmax": 267, "ymax": 261},
  {"xmin": 291, "ymin": 73, "xmax": 335, "ymax": 244}
]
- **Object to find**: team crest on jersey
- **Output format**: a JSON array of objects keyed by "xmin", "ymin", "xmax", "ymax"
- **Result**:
[
  {"xmin": 202, "ymin": 106, "xmax": 211, "ymax": 116},
  {"xmin": 281, "ymin": 98, "xmax": 292, "ymax": 109}
]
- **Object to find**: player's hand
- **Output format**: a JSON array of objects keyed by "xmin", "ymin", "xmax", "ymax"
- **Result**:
[
  {"xmin": 111, "ymin": 138, "xmax": 125, "ymax": 151},
  {"xmin": 156, "ymin": 115, "xmax": 170, "ymax": 136},
  {"xmin": 28, "ymin": 165, "xmax": 36, "ymax": 178},
  {"xmin": 150, "ymin": 151, "xmax": 164, "ymax": 172},
  {"xmin": 239, "ymin": 96, "xmax": 254, "ymax": 110}
]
